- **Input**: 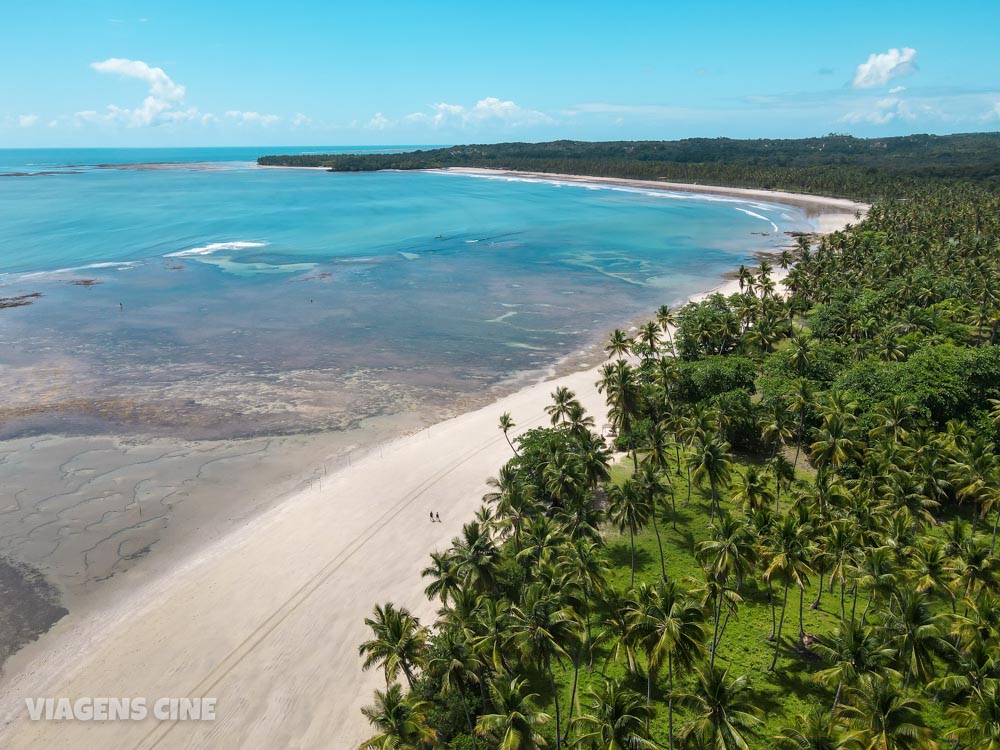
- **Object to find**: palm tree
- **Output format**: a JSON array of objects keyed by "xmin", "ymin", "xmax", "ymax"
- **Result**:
[
  {"xmin": 774, "ymin": 707, "xmax": 850, "ymax": 750},
  {"xmin": 627, "ymin": 578, "xmax": 706, "ymax": 747},
  {"xmin": 605, "ymin": 329, "xmax": 632, "ymax": 360},
  {"xmin": 570, "ymin": 679, "xmax": 657, "ymax": 750},
  {"xmin": 606, "ymin": 479, "xmax": 652, "ymax": 587},
  {"xmin": 634, "ymin": 462, "xmax": 670, "ymax": 577},
  {"xmin": 507, "ymin": 585, "xmax": 582, "ymax": 750},
  {"xmin": 476, "ymin": 677, "xmax": 552, "ymax": 750},
  {"xmin": 838, "ymin": 674, "xmax": 935, "ymax": 750},
  {"xmin": 883, "ymin": 588, "xmax": 948, "ymax": 687},
  {"xmin": 499, "ymin": 411, "xmax": 520, "ymax": 455},
  {"xmin": 547, "ymin": 386, "xmax": 579, "ymax": 427},
  {"xmin": 655, "ymin": 305, "xmax": 678, "ymax": 357},
  {"xmin": 422, "ymin": 551, "xmax": 462, "ymax": 605},
  {"xmin": 675, "ymin": 663, "xmax": 763, "ymax": 750},
  {"xmin": 359, "ymin": 603, "xmax": 428, "ymax": 689},
  {"xmin": 688, "ymin": 435, "xmax": 733, "ymax": 524},
  {"xmin": 788, "ymin": 378, "xmax": 815, "ymax": 472},
  {"xmin": 360, "ymin": 683, "xmax": 436, "ymax": 749},
  {"xmin": 599, "ymin": 360, "xmax": 643, "ymax": 470},
  {"xmin": 430, "ymin": 628, "xmax": 482, "ymax": 745},
  {"xmin": 764, "ymin": 513, "xmax": 814, "ymax": 670},
  {"xmin": 946, "ymin": 678, "xmax": 1000, "ymax": 750},
  {"xmin": 812, "ymin": 619, "xmax": 897, "ymax": 711}
]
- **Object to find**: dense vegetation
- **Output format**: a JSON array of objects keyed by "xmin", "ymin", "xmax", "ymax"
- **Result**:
[
  {"xmin": 354, "ymin": 146, "xmax": 1000, "ymax": 749},
  {"xmin": 258, "ymin": 133, "xmax": 1000, "ymax": 201}
]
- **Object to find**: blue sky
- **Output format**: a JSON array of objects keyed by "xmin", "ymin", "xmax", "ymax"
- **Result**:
[{"xmin": 2, "ymin": 0, "xmax": 999, "ymax": 147}]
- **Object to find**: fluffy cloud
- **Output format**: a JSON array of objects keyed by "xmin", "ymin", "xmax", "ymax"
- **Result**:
[
  {"xmin": 367, "ymin": 112, "xmax": 390, "ymax": 129},
  {"xmin": 292, "ymin": 113, "xmax": 311, "ymax": 127},
  {"xmin": 225, "ymin": 110, "xmax": 280, "ymax": 125},
  {"xmin": 89, "ymin": 58, "xmax": 193, "ymax": 126},
  {"xmin": 842, "ymin": 96, "xmax": 917, "ymax": 125},
  {"xmin": 402, "ymin": 97, "xmax": 553, "ymax": 128},
  {"xmin": 853, "ymin": 47, "xmax": 917, "ymax": 89},
  {"xmin": 18, "ymin": 114, "xmax": 39, "ymax": 128}
]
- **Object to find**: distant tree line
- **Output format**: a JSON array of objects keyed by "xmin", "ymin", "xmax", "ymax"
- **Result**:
[{"xmin": 257, "ymin": 133, "xmax": 1000, "ymax": 202}]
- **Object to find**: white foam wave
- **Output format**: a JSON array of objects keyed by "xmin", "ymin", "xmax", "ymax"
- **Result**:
[
  {"xmin": 734, "ymin": 208, "xmax": 779, "ymax": 233},
  {"xmin": 166, "ymin": 241, "xmax": 268, "ymax": 258}
]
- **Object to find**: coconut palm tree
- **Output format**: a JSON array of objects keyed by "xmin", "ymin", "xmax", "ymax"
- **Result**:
[
  {"xmin": 688, "ymin": 434, "xmax": 733, "ymax": 524},
  {"xmin": 507, "ymin": 584, "xmax": 582, "ymax": 750},
  {"xmin": 763, "ymin": 513, "xmax": 814, "ymax": 670},
  {"xmin": 774, "ymin": 707, "xmax": 850, "ymax": 750},
  {"xmin": 946, "ymin": 678, "xmax": 1000, "ymax": 750},
  {"xmin": 812, "ymin": 619, "xmax": 897, "ymax": 711},
  {"xmin": 606, "ymin": 479, "xmax": 652, "ymax": 588},
  {"xmin": 627, "ymin": 578, "xmax": 706, "ymax": 747},
  {"xmin": 422, "ymin": 551, "xmax": 462, "ymax": 605},
  {"xmin": 429, "ymin": 628, "xmax": 482, "ymax": 745},
  {"xmin": 675, "ymin": 663, "xmax": 763, "ymax": 750},
  {"xmin": 605, "ymin": 329, "xmax": 632, "ymax": 360},
  {"xmin": 476, "ymin": 677, "xmax": 552, "ymax": 750},
  {"xmin": 838, "ymin": 674, "xmax": 935, "ymax": 750},
  {"xmin": 547, "ymin": 387, "xmax": 579, "ymax": 427},
  {"xmin": 570, "ymin": 679, "xmax": 657, "ymax": 750},
  {"xmin": 499, "ymin": 411, "xmax": 520, "ymax": 455},
  {"xmin": 360, "ymin": 683, "xmax": 436, "ymax": 750},
  {"xmin": 359, "ymin": 603, "xmax": 429, "ymax": 689}
]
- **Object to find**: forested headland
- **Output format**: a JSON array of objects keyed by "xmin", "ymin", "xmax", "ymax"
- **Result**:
[
  {"xmin": 258, "ymin": 132, "xmax": 1000, "ymax": 202},
  {"xmin": 345, "ymin": 137, "xmax": 1000, "ymax": 749}
]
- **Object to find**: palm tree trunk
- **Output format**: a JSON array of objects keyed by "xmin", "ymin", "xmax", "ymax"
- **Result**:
[
  {"xmin": 711, "ymin": 593, "xmax": 721, "ymax": 668},
  {"xmin": 840, "ymin": 579, "xmax": 846, "ymax": 621},
  {"xmin": 685, "ymin": 466, "xmax": 692, "ymax": 506},
  {"xmin": 832, "ymin": 681, "xmax": 842, "ymax": 714},
  {"xmin": 457, "ymin": 683, "xmax": 478, "ymax": 750},
  {"xmin": 770, "ymin": 582, "xmax": 789, "ymax": 671},
  {"xmin": 503, "ymin": 431, "xmax": 519, "ymax": 456},
  {"xmin": 563, "ymin": 648, "xmax": 582, "ymax": 744},
  {"xmin": 812, "ymin": 571, "xmax": 824, "ymax": 609},
  {"xmin": 667, "ymin": 654, "xmax": 675, "ymax": 750},
  {"xmin": 670, "ymin": 487, "xmax": 678, "ymax": 531},
  {"xmin": 651, "ymin": 508, "xmax": 666, "ymax": 579},
  {"xmin": 768, "ymin": 580, "xmax": 777, "ymax": 640},
  {"xmin": 851, "ymin": 584, "xmax": 859, "ymax": 623},
  {"xmin": 548, "ymin": 658, "xmax": 562, "ymax": 750},
  {"xmin": 629, "ymin": 527, "xmax": 636, "ymax": 588},
  {"xmin": 798, "ymin": 585, "xmax": 805, "ymax": 638},
  {"xmin": 991, "ymin": 509, "xmax": 1000, "ymax": 555}
]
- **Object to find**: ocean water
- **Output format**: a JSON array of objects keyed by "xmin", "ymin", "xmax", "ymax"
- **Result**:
[{"xmin": 0, "ymin": 148, "xmax": 815, "ymax": 440}]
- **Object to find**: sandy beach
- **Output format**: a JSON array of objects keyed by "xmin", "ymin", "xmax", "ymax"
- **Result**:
[{"xmin": 0, "ymin": 181, "xmax": 863, "ymax": 749}]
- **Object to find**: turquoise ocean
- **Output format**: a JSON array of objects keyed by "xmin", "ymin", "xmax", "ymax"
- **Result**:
[{"xmin": 0, "ymin": 147, "xmax": 815, "ymax": 440}]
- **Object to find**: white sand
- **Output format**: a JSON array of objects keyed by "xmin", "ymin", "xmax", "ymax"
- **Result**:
[{"xmin": 0, "ymin": 189, "xmax": 858, "ymax": 750}]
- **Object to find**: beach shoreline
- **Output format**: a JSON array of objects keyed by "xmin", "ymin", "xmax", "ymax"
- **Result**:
[{"xmin": 0, "ymin": 180, "xmax": 861, "ymax": 749}]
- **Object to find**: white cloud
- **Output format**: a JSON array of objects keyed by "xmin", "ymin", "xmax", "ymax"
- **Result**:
[
  {"xmin": 292, "ymin": 113, "xmax": 311, "ymax": 127},
  {"xmin": 402, "ymin": 97, "xmax": 553, "ymax": 128},
  {"xmin": 89, "ymin": 57, "xmax": 192, "ymax": 126},
  {"xmin": 367, "ymin": 112, "xmax": 390, "ymax": 129},
  {"xmin": 852, "ymin": 47, "xmax": 917, "ymax": 89},
  {"xmin": 841, "ymin": 96, "xmax": 918, "ymax": 125},
  {"xmin": 984, "ymin": 100, "xmax": 1000, "ymax": 121},
  {"xmin": 888, "ymin": 86, "xmax": 906, "ymax": 94},
  {"xmin": 225, "ymin": 110, "xmax": 280, "ymax": 125},
  {"xmin": 18, "ymin": 114, "xmax": 39, "ymax": 128}
]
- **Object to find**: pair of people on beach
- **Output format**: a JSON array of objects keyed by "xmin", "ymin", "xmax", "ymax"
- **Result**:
[{"xmin": 429, "ymin": 511, "xmax": 441, "ymax": 523}]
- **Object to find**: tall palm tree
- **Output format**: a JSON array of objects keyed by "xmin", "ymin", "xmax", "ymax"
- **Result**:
[
  {"xmin": 430, "ymin": 628, "xmax": 482, "ymax": 746},
  {"xmin": 359, "ymin": 603, "xmax": 429, "ymax": 689},
  {"xmin": 812, "ymin": 619, "xmax": 897, "ymax": 711},
  {"xmin": 507, "ymin": 585, "xmax": 582, "ymax": 750},
  {"xmin": 675, "ymin": 663, "xmax": 763, "ymax": 750},
  {"xmin": 605, "ymin": 329, "xmax": 632, "ymax": 360},
  {"xmin": 774, "ymin": 707, "xmax": 850, "ymax": 750},
  {"xmin": 476, "ymin": 677, "xmax": 552, "ymax": 750},
  {"xmin": 570, "ymin": 679, "xmax": 657, "ymax": 750},
  {"xmin": 946, "ymin": 678, "xmax": 1000, "ymax": 750},
  {"xmin": 764, "ymin": 513, "xmax": 814, "ymax": 670},
  {"xmin": 838, "ymin": 674, "xmax": 935, "ymax": 750},
  {"xmin": 360, "ymin": 683, "xmax": 436, "ymax": 749},
  {"xmin": 688, "ymin": 434, "xmax": 733, "ymax": 524},
  {"xmin": 499, "ymin": 411, "xmax": 520, "ymax": 455},
  {"xmin": 628, "ymin": 577, "xmax": 706, "ymax": 749},
  {"xmin": 548, "ymin": 387, "xmax": 579, "ymax": 427},
  {"xmin": 606, "ymin": 479, "xmax": 652, "ymax": 587},
  {"xmin": 883, "ymin": 588, "xmax": 949, "ymax": 687}
]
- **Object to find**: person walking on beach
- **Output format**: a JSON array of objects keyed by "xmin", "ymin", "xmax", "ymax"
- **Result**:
[
  {"xmin": 435, "ymin": 512, "xmax": 441, "ymax": 523},
  {"xmin": 429, "ymin": 511, "xmax": 434, "ymax": 522}
]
